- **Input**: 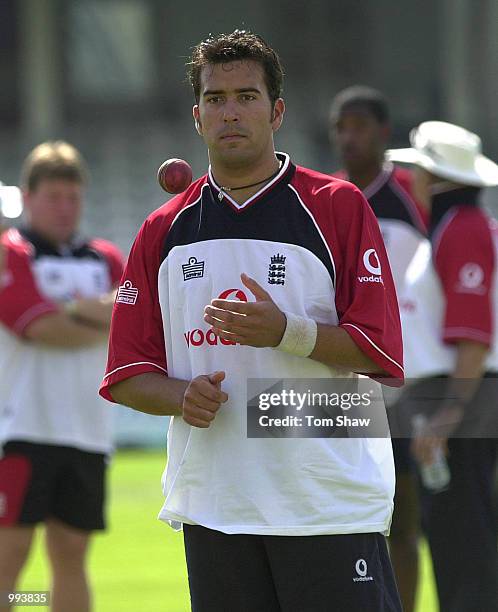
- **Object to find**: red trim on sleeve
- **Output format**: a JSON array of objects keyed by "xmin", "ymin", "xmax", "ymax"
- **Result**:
[
  {"xmin": 341, "ymin": 323, "xmax": 404, "ymax": 384},
  {"xmin": 443, "ymin": 327, "xmax": 492, "ymax": 346},
  {"xmin": 89, "ymin": 238, "xmax": 125, "ymax": 287},
  {"xmin": 0, "ymin": 230, "xmax": 59, "ymax": 336},
  {"xmin": 99, "ymin": 181, "xmax": 204, "ymax": 403},
  {"xmin": 434, "ymin": 208, "xmax": 495, "ymax": 348},
  {"xmin": 13, "ymin": 302, "xmax": 60, "ymax": 335},
  {"xmin": 290, "ymin": 169, "xmax": 404, "ymax": 386}
]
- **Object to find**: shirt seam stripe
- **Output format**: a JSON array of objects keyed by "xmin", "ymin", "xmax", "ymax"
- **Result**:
[
  {"xmin": 341, "ymin": 322, "xmax": 404, "ymax": 374},
  {"xmin": 103, "ymin": 361, "xmax": 167, "ymax": 379}
]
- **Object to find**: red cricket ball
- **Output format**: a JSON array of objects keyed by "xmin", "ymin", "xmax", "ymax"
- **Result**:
[{"xmin": 157, "ymin": 158, "xmax": 193, "ymax": 194}]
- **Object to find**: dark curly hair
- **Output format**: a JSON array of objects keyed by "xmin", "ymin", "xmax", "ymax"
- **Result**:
[
  {"xmin": 187, "ymin": 29, "xmax": 284, "ymax": 107},
  {"xmin": 330, "ymin": 85, "xmax": 390, "ymax": 125}
]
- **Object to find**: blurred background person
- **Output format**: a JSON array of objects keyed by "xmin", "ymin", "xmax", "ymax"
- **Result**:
[
  {"xmin": 0, "ymin": 205, "xmax": 5, "ymax": 281},
  {"xmin": 330, "ymin": 85, "xmax": 426, "ymax": 612},
  {"xmin": 0, "ymin": 142, "xmax": 124, "ymax": 612},
  {"xmin": 0, "ymin": 182, "xmax": 23, "ymax": 285},
  {"xmin": 330, "ymin": 86, "xmax": 427, "ymax": 287},
  {"xmin": 390, "ymin": 121, "xmax": 498, "ymax": 611}
]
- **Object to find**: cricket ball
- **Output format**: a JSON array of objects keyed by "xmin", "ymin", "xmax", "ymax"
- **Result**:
[{"xmin": 157, "ymin": 158, "xmax": 193, "ymax": 194}]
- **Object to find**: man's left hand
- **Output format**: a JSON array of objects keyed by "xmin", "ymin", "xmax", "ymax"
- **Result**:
[
  {"xmin": 412, "ymin": 433, "xmax": 448, "ymax": 466},
  {"xmin": 204, "ymin": 273, "xmax": 286, "ymax": 348},
  {"xmin": 412, "ymin": 404, "xmax": 464, "ymax": 464}
]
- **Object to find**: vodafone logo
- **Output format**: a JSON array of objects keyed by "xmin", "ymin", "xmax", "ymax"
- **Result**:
[
  {"xmin": 353, "ymin": 558, "xmax": 373, "ymax": 583},
  {"xmin": 217, "ymin": 288, "xmax": 248, "ymax": 301},
  {"xmin": 457, "ymin": 263, "xmax": 485, "ymax": 293},
  {"xmin": 363, "ymin": 249, "xmax": 382, "ymax": 275},
  {"xmin": 184, "ymin": 287, "xmax": 248, "ymax": 348},
  {"xmin": 184, "ymin": 328, "xmax": 236, "ymax": 347},
  {"xmin": 358, "ymin": 248, "xmax": 383, "ymax": 284},
  {"xmin": 355, "ymin": 559, "xmax": 368, "ymax": 577}
]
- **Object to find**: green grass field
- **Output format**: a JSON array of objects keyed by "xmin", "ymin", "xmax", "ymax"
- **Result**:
[{"xmin": 18, "ymin": 450, "xmax": 438, "ymax": 611}]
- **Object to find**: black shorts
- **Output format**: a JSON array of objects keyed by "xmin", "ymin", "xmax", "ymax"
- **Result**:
[
  {"xmin": 0, "ymin": 440, "xmax": 107, "ymax": 531},
  {"xmin": 183, "ymin": 524, "xmax": 402, "ymax": 612},
  {"xmin": 419, "ymin": 438, "xmax": 498, "ymax": 611}
]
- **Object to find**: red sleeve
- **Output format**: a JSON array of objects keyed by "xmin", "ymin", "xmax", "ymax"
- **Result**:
[
  {"xmin": 434, "ymin": 209, "xmax": 495, "ymax": 347},
  {"xmin": 99, "ymin": 216, "xmax": 168, "ymax": 402},
  {"xmin": 302, "ymin": 179, "xmax": 404, "ymax": 385},
  {"xmin": 334, "ymin": 187, "xmax": 404, "ymax": 384},
  {"xmin": 99, "ymin": 180, "xmax": 206, "ymax": 402},
  {"xmin": 89, "ymin": 238, "xmax": 125, "ymax": 287},
  {"xmin": 0, "ymin": 232, "xmax": 58, "ymax": 336}
]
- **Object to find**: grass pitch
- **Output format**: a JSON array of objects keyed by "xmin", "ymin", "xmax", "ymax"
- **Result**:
[{"xmin": 18, "ymin": 449, "xmax": 437, "ymax": 611}]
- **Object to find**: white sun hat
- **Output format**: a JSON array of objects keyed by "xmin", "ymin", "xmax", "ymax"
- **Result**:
[{"xmin": 386, "ymin": 121, "xmax": 498, "ymax": 187}]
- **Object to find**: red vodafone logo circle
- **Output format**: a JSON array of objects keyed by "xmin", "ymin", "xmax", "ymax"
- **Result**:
[{"xmin": 218, "ymin": 288, "xmax": 248, "ymax": 301}]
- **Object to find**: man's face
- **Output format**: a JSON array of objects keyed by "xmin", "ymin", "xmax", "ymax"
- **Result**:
[
  {"xmin": 24, "ymin": 178, "xmax": 83, "ymax": 245},
  {"xmin": 331, "ymin": 108, "xmax": 389, "ymax": 172},
  {"xmin": 193, "ymin": 60, "xmax": 284, "ymax": 169}
]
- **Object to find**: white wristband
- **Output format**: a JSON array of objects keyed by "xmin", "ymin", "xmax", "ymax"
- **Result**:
[{"xmin": 274, "ymin": 312, "xmax": 317, "ymax": 357}]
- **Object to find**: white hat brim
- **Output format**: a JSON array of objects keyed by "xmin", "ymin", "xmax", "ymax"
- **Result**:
[{"xmin": 386, "ymin": 147, "xmax": 498, "ymax": 187}]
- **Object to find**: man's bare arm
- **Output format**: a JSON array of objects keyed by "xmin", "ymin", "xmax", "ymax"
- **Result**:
[
  {"xmin": 27, "ymin": 289, "xmax": 118, "ymax": 346},
  {"xmin": 447, "ymin": 339, "xmax": 488, "ymax": 393},
  {"xmin": 108, "ymin": 371, "xmax": 228, "ymax": 427},
  {"xmin": 109, "ymin": 373, "xmax": 188, "ymax": 416},
  {"xmin": 24, "ymin": 311, "xmax": 108, "ymax": 348},
  {"xmin": 66, "ymin": 290, "xmax": 117, "ymax": 329},
  {"xmin": 413, "ymin": 340, "xmax": 489, "ymax": 463},
  {"xmin": 310, "ymin": 323, "xmax": 385, "ymax": 373}
]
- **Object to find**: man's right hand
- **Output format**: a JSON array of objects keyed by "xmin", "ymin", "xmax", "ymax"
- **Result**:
[{"xmin": 182, "ymin": 371, "xmax": 228, "ymax": 428}]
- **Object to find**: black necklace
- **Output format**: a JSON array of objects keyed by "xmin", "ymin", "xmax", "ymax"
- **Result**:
[{"xmin": 216, "ymin": 165, "xmax": 282, "ymax": 201}]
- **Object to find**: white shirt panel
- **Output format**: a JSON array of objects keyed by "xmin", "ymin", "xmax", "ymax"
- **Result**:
[{"xmin": 157, "ymin": 238, "xmax": 394, "ymax": 535}]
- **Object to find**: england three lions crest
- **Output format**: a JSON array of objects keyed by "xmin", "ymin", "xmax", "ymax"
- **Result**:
[{"xmin": 268, "ymin": 253, "xmax": 286, "ymax": 285}]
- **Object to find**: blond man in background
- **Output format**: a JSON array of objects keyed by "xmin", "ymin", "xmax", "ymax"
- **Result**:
[{"xmin": 0, "ymin": 142, "xmax": 124, "ymax": 612}]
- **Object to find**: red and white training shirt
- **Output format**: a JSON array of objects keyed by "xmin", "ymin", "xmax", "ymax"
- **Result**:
[
  {"xmin": 101, "ymin": 153, "xmax": 403, "ymax": 535},
  {"xmin": 401, "ymin": 186, "xmax": 498, "ymax": 377},
  {"xmin": 0, "ymin": 227, "xmax": 124, "ymax": 453},
  {"xmin": 335, "ymin": 163, "xmax": 427, "ymax": 295}
]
